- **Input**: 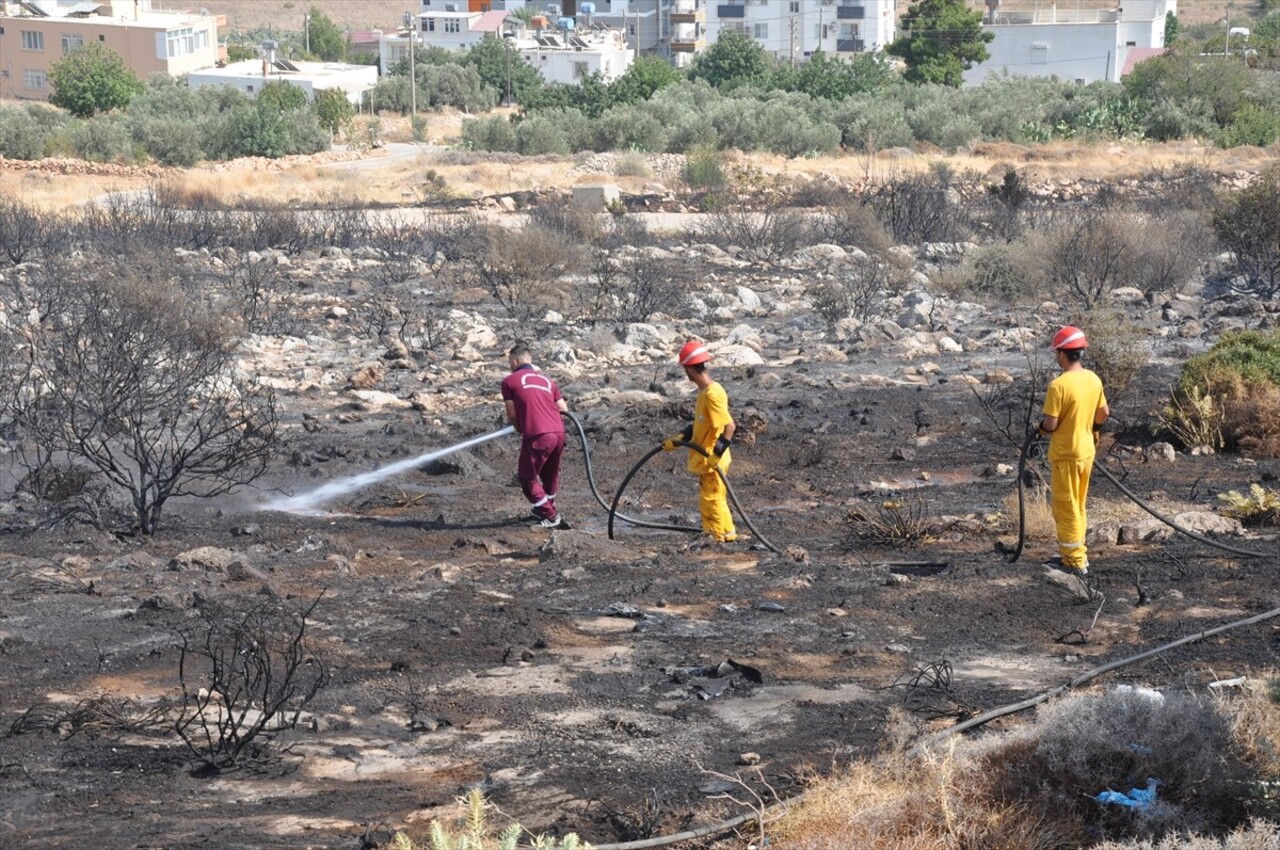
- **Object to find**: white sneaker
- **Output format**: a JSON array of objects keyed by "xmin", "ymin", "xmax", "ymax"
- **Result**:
[{"xmin": 539, "ymin": 515, "xmax": 561, "ymax": 529}]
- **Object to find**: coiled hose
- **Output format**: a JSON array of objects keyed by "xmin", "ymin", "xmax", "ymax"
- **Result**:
[
  {"xmin": 604, "ymin": 437, "xmax": 782, "ymax": 554},
  {"xmin": 1010, "ymin": 432, "xmax": 1270, "ymax": 561},
  {"xmin": 564, "ymin": 411, "xmax": 700, "ymax": 535}
]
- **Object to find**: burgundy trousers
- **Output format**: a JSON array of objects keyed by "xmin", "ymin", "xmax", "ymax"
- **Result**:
[{"xmin": 518, "ymin": 431, "xmax": 565, "ymax": 519}]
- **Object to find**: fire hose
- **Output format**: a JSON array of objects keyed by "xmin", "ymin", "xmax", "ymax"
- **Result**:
[
  {"xmin": 1009, "ymin": 431, "xmax": 1270, "ymax": 563},
  {"xmin": 603, "ymin": 437, "xmax": 782, "ymax": 555},
  {"xmin": 564, "ymin": 411, "xmax": 704, "ymax": 535}
]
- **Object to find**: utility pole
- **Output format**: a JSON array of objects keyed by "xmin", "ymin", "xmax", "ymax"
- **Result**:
[
  {"xmin": 818, "ymin": 4, "xmax": 824, "ymax": 52},
  {"xmin": 789, "ymin": 15, "xmax": 796, "ymax": 65},
  {"xmin": 304, "ymin": 9, "xmax": 310, "ymax": 55},
  {"xmin": 403, "ymin": 11, "xmax": 416, "ymax": 117},
  {"xmin": 1225, "ymin": 2, "xmax": 1232, "ymax": 55}
]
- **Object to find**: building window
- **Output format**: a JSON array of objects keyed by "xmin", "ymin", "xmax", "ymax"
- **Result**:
[
  {"xmin": 61, "ymin": 33, "xmax": 84, "ymax": 55},
  {"xmin": 425, "ymin": 18, "xmax": 435, "ymax": 31},
  {"xmin": 752, "ymin": 22, "xmax": 768, "ymax": 38},
  {"xmin": 444, "ymin": 19, "xmax": 461, "ymax": 33},
  {"xmin": 99, "ymin": 34, "xmax": 105, "ymax": 41},
  {"xmin": 839, "ymin": 23, "xmax": 859, "ymax": 38},
  {"xmin": 22, "ymin": 68, "xmax": 47, "ymax": 90},
  {"xmin": 166, "ymin": 26, "xmax": 209, "ymax": 58},
  {"xmin": 21, "ymin": 31, "xmax": 44, "ymax": 51},
  {"xmin": 790, "ymin": 1, "xmax": 800, "ymax": 10},
  {"xmin": 1031, "ymin": 42, "xmax": 1048, "ymax": 63},
  {"xmin": 573, "ymin": 60, "xmax": 588, "ymax": 77}
]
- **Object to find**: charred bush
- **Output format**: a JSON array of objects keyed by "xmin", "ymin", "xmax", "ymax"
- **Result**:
[
  {"xmin": 450, "ymin": 222, "xmax": 582, "ymax": 321},
  {"xmin": 813, "ymin": 200, "xmax": 894, "ymax": 255},
  {"xmin": 867, "ymin": 164, "xmax": 972, "ymax": 244},
  {"xmin": 175, "ymin": 595, "xmax": 329, "ymax": 771},
  {"xmin": 696, "ymin": 202, "xmax": 813, "ymax": 264},
  {"xmin": 3, "ymin": 261, "xmax": 278, "ymax": 535},
  {"xmin": 1212, "ymin": 165, "xmax": 1280, "ymax": 299},
  {"xmin": 0, "ymin": 194, "xmax": 68, "ymax": 266}
]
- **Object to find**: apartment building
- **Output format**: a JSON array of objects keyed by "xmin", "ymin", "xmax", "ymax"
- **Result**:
[
  {"xmin": 511, "ymin": 0, "xmax": 893, "ymax": 66},
  {"xmin": 0, "ymin": 0, "xmax": 223, "ymax": 102}
]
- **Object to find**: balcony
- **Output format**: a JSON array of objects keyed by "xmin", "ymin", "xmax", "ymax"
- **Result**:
[
  {"xmin": 717, "ymin": 4, "xmax": 745, "ymax": 18},
  {"xmin": 837, "ymin": 37, "xmax": 865, "ymax": 51},
  {"xmin": 836, "ymin": 5, "xmax": 865, "ymax": 18},
  {"xmin": 671, "ymin": 0, "xmax": 705, "ymax": 23},
  {"xmin": 671, "ymin": 36, "xmax": 707, "ymax": 51}
]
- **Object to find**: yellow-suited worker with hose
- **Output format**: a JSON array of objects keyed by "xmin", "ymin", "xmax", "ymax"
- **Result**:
[
  {"xmin": 1037, "ymin": 326, "xmax": 1109, "ymax": 575},
  {"xmin": 662, "ymin": 340, "xmax": 738, "ymax": 544}
]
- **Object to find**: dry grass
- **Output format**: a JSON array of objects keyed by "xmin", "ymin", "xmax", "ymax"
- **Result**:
[
  {"xmin": 1001, "ymin": 483, "xmax": 1192, "ymax": 541},
  {"xmin": 4, "ymin": 128, "xmax": 1274, "ymax": 215},
  {"xmin": 775, "ymin": 683, "xmax": 1280, "ymax": 850}
]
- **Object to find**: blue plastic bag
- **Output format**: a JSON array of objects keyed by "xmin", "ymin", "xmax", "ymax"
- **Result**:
[{"xmin": 1095, "ymin": 778, "xmax": 1160, "ymax": 810}]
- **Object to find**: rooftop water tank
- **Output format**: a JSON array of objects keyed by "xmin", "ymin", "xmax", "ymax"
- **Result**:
[
  {"xmin": 581, "ymin": 2, "xmax": 596, "ymax": 14},
  {"xmin": 557, "ymin": 16, "xmax": 575, "ymax": 30}
]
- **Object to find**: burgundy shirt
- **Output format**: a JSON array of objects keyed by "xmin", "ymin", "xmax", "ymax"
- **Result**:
[{"xmin": 501, "ymin": 364, "xmax": 564, "ymax": 437}]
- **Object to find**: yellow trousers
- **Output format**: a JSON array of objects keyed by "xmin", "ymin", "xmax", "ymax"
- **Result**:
[
  {"xmin": 1050, "ymin": 458, "xmax": 1092, "ymax": 568},
  {"xmin": 698, "ymin": 461, "xmax": 737, "ymax": 542}
]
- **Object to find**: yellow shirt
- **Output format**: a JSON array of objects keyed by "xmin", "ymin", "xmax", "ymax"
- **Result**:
[
  {"xmin": 1043, "ymin": 369, "xmax": 1107, "ymax": 462},
  {"xmin": 689, "ymin": 381, "xmax": 733, "ymax": 473}
]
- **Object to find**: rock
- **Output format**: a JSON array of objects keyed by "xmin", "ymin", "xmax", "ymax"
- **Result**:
[
  {"xmin": 171, "ymin": 546, "xmax": 240, "ymax": 571},
  {"xmin": 735, "ymin": 286, "xmax": 762, "ymax": 311},
  {"xmin": 1172, "ymin": 511, "xmax": 1243, "ymax": 536},
  {"xmin": 737, "ymin": 752, "xmax": 762, "ymax": 766},
  {"xmin": 1145, "ymin": 442, "xmax": 1177, "ymax": 462},
  {"xmin": 885, "ymin": 574, "xmax": 911, "ymax": 587},
  {"xmin": 1119, "ymin": 520, "xmax": 1173, "ymax": 544},
  {"xmin": 754, "ymin": 600, "xmax": 786, "ymax": 613},
  {"xmin": 232, "ymin": 523, "xmax": 261, "ymax": 537},
  {"xmin": 348, "ymin": 364, "xmax": 385, "ymax": 389},
  {"xmin": 326, "ymin": 305, "xmax": 349, "ymax": 319},
  {"xmin": 892, "ymin": 447, "xmax": 916, "ymax": 462},
  {"xmin": 1110, "ymin": 286, "xmax": 1146, "ymax": 303}
]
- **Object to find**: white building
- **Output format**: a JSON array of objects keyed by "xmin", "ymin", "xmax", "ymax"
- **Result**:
[
  {"xmin": 704, "ymin": 0, "xmax": 897, "ymax": 61},
  {"xmin": 382, "ymin": 8, "xmax": 634, "ymax": 85},
  {"xmin": 963, "ymin": 0, "xmax": 1176, "ymax": 85},
  {"xmin": 188, "ymin": 54, "xmax": 378, "ymax": 104},
  {"xmin": 481, "ymin": 1, "xmax": 893, "ymax": 67}
]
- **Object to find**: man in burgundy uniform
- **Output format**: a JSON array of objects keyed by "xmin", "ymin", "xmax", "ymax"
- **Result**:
[{"xmin": 501, "ymin": 344, "xmax": 569, "ymax": 528}]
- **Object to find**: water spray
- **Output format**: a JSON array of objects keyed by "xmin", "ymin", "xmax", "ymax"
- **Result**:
[{"xmin": 263, "ymin": 426, "xmax": 515, "ymax": 515}]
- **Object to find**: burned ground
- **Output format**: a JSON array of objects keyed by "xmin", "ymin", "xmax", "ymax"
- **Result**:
[{"xmin": 3, "ymin": 343, "xmax": 1280, "ymax": 849}]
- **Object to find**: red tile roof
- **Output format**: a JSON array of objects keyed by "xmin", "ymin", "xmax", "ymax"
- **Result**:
[
  {"xmin": 472, "ymin": 10, "xmax": 510, "ymax": 33},
  {"xmin": 1121, "ymin": 47, "xmax": 1167, "ymax": 76}
]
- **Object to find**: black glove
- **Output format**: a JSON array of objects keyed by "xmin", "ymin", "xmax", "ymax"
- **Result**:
[{"xmin": 713, "ymin": 435, "xmax": 732, "ymax": 457}]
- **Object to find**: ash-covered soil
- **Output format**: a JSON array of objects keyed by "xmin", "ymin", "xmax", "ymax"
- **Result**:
[{"xmin": 4, "ymin": 352, "xmax": 1280, "ymax": 850}]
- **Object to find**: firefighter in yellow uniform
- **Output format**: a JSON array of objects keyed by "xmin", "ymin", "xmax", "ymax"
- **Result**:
[
  {"xmin": 1038, "ymin": 326, "xmax": 1109, "ymax": 574},
  {"xmin": 662, "ymin": 340, "xmax": 738, "ymax": 543}
]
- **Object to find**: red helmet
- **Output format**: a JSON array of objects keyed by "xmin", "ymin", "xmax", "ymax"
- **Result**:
[
  {"xmin": 678, "ymin": 340, "xmax": 712, "ymax": 367},
  {"xmin": 1049, "ymin": 326, "xmax": 1088, "ymax": 351}
]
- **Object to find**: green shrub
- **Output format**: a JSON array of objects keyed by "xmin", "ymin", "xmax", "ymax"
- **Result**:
[
  {"xmin": 131, "ymin": 116, "xmax": 204, "ymax": 166},
  {"xmin": 1218, "ymin": 102, "xmax": 1280, "ymax": 148},
  {"xmin": 0, "ymin": 106, "xmax": 52, "ymax": 160},
  {"xmin": 590, "ymin": 105, "xmax": 669, "ymax": 152},
  {"xmin": 70, "ymin": 116, "xmax": 136, "ymax": 162},
  {"xmin": 512, "ymin": 115, "xmax": 568, "ymax": 155},
  {"xmin": 1179, "ymin": 331, "xmax": 1280, "ymax": 398},
  {"xmin": 1218, "ymin": 483, "xmax": 1280, "ymax": 526},
  {"xmin": 460, "ymin": 115, "xmax": 517, "ymax": 152},
  {"xmin": 682, "ymin": 145, "xmax": 726, "ymax": 190},
  {"xmin": 611, "ymin": 150, "xmax": 651, "ymax": 178}
]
